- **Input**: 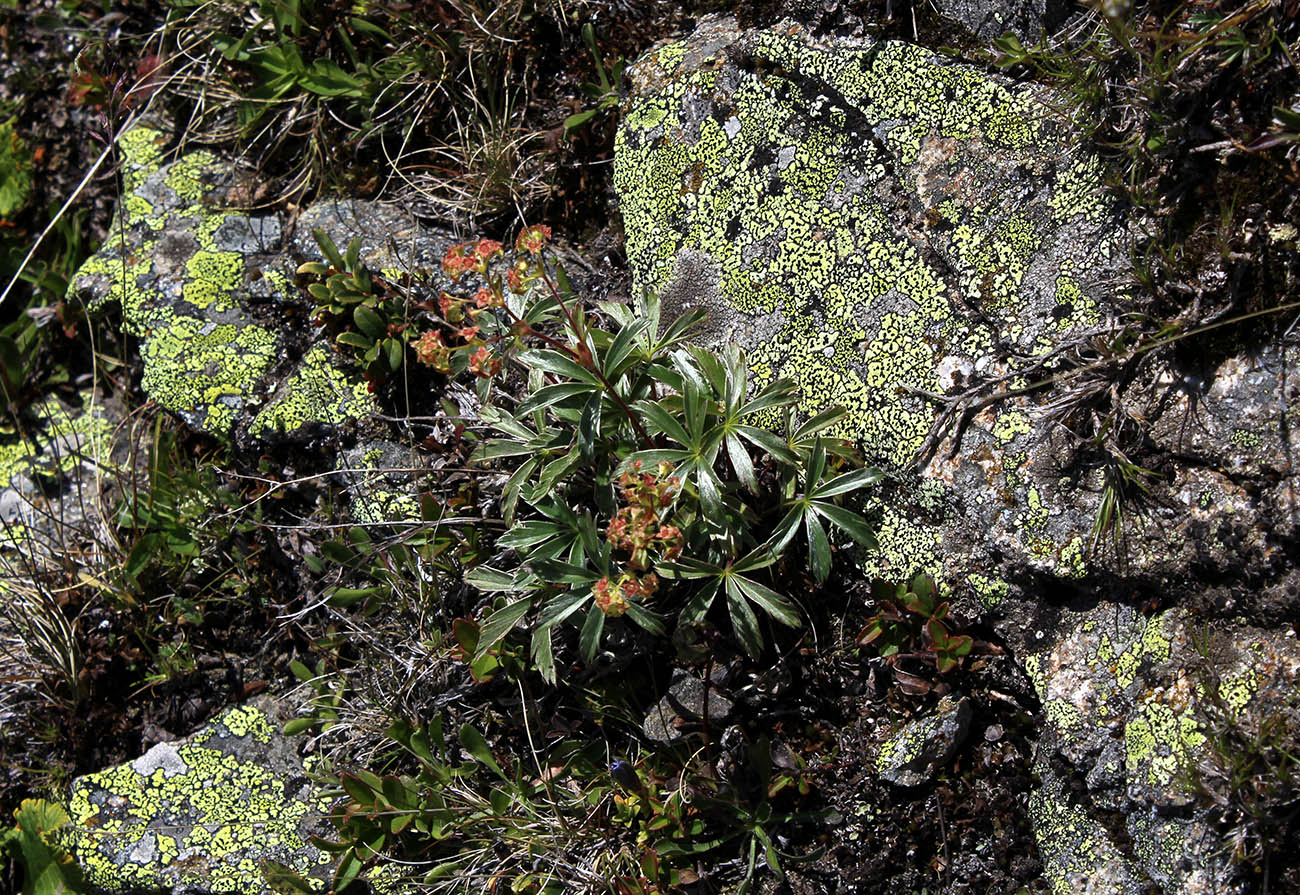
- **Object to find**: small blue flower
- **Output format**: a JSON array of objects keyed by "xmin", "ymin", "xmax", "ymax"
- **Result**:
[{"xmin": 609, "ymin": 759, "xmax": 641, "ymax": 792}]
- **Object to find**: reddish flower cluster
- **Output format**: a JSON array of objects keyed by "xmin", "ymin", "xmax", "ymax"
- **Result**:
[
  {"xmin": 515, "ymin": 224, "xmax": 552, "ymax": 255},
  {"xmin": 607, "ymin": 461, "xmax": 683, "ymax": 571},
  {"xmin": 468, "ymin": 345, "xmax": 501, "ymax": 377},
  {"xmin": 592, "ymin": 572, "xmax": 660, "ymax": 618},
  {"xmin": 441, "ymin": 238, "xmax": 503, "ymax": 282},
  {"xmin": 412, "ymin": 330, "xmax": 450, "ymax": 372},
  {"xmin": 421, "ymin": 227, "xmax": 552, "ymax": 381}
]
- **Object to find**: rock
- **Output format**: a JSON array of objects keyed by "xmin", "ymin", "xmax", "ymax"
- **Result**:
[
  {"xmin": 613, "ymin": 15, "xmax": 1131, "ymax": 593},
  {"xmin": 613, "ymin": 14, "xmax": 1300, "ymax": 635},
  {"xmin": 67, "ymin": 125, "xmax": 291, "ymax": 439},
  {"xmin": 1028, "ymin": 734, "xmax": 1146, "ymax": 895},
  {"xmin": 875, "ymin": 693, "xmax": 972, "ymax": 786},
  {"xmin": 343, "ymin": 439, "xmax": 425, "ymax": 525},
  {"xmin": 65, "ymin": 125, "xmax": 473, "ymax": 443},
  {"xmin": 60, "ymin": 699, "xmax": 335, "ymax": 895},
  {"xmin": 615, "ymin": 19, "xmax": 1300, "ymax": 890},
  {"xmin": 0, "ymin": 390, "xmax": 125, "ymax": 555},
  {"xmin": 642, "ymin": 670, "xmax": 736, "ymax": 744},
  {"xmin": 932, "ymin": 0, "xmax": 1073, "ymax": 42},
  {"xmin": 1023, "ymin": 604, "xmax": 1295, "ymax": 894}
]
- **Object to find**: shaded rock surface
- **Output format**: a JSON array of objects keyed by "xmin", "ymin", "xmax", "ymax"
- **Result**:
[
  {"xmin": 932, "ymin": 0, "xmax": 1074, "ymax": 41},
  {"xmin": 642, "ymin": 669, "xmax": 736, "ymax": 744},
  {"xmin": 875, "ymin": 693, "xmax": 972, "ymax": 786},
  {"xmin": 0, "ymin": 391, "xmax": 124, "ymax": 555},
  {"xmin": 61, "ymin": 699, "xmax": 335, "ymax": 895}
]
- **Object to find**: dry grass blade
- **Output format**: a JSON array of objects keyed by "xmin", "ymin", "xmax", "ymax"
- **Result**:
[{"xmin": 0, "ymin": 564, "xmax": 83, "ymax": 709}]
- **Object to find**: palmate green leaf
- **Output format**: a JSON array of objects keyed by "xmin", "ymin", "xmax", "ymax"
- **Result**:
[
  {"xmin": 696, "ymin": 459, "xmax": 724, "ymax": 517},
  {"xmin": 518, "ymin": 349, "xmax": 603, "ymax": 387},
  {"xmin": 809, "ymin": 466, "xmax": 883, "ymax": 499},
  {"xmin": 537, "ymin": 590, "xmax": 589, "ymax": 629},
  {"xmin": 531, "ymin": 625, "xmax": 556, "ymax": 684},
  {"xmin": 579, "ymin": 605, "xmax": 605, "ymax": 662},
  {"xmin": 603, "ymin": 317, "xmax": 650, "ymax": 379},
  {"xmin": 679, "ymin": 580, "xmax": 721, "ymax": 623},
  {"xmin": 655, "ymin": 307, "xmax": 709, "ymax": 352},
  {"xmin": 476, "ymin": 440, "xmax": 537, "ymax": 462},
  {"xmin": 691, "ymin": 345, "xmax": 728, "ymax": 397},
  {"xmin": 735, "ymin": 424, "xmax": 801, "ymax": 466},
  {"xmin": 805, "ymin": 511, "xmax": 832, "ymax": 583},
  {"xmin": 806, "ymin": 439, "xmax": 827, "ymax": 488},
  {"xmin": 730, "ymin": 574, "xmax": 801, "ymax": 628},
  {"xmin": 578, "ymin": 391, "xmax": 602, "ymax": 459},
  {"xmin": 463, "ymin": 567, "xmax": 522, "ymax": 592},
  {"xmin": 768, "ymin": 505, "xmax": 804, "ymax": 555},
  {"xmin": 682, "ymin": 362, "xmax": 710, "ymax": 438},
  {"xmin": 516, "ymin": 382, "xmax": 594, "ymax": 416},
  {"xmin": 625, "ymin": 601, "xmax": 665, "ymax": 635},
  {"xmin": 530, "ymin": 560, "xmax": 600, "ymax": 584},
  {"xmin": 473, "ymin": 597, "xmax": 532, "ymax": 663},
  {"xmin": 497, "ymin": 521, "xmax": 567, "ymax": 549},
  {"xmin": 531, "ymin": 446, "xmax": 582, "ymax": 499},
  {"xmin": 479, "ymin": 405, "xmax": 535, "ymax": 441},
  {"xmin": 739, "ymin": 378, "xmax": 799, "ymax": 420},
  {"xmin": 725, "ymin": 432, "xmax": 758, "ymax": 493},
  {"xmin": 793, "ymin": 406, "xmax": 847, "ymax": 443},
  {"xmin": 658, "ymin": 556, "xmax": 723, "ymax": 579},
  {"xmin": 521, "ymin": 536, "xmax": 571, "ymax": 563},
  {"xmin": 637, "ymin": 397, "xmax": 692, "ymax": 446},
  {"xmin": 725, "ymin": 576, "xmax": 764, "ymax": 658},
  {"xmin": 622, "ymin": 449, "xmax": 691, "ymax": 478},
  {"xmin": 532, "ymin": 496, "xmax": 579, "ymax": 526},
  {"xmin": 811, "ymin": 501, "xmax": 877, "ymax": 549},
  {"xmin": 731, "ymin": 547, "xmax": 779, "ymax": 575},
  {"xmin": 501, "ymin": 457, "xmax": 538, "ymax": 524}
]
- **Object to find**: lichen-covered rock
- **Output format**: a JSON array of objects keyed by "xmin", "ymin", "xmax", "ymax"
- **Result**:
[
  {"xmin": 61, "ymin": 699, "xmax": 335, "ymax": 895},
  {"xmin": 1028, "ymin": 734, "xmax": 1145, "ymax": 895},
  {"xmin": 67, "ymin": 124, "xmax": 288, "ymax": 438},
  {"xmin": 875, "ymin": 693, "xmax": 972, "ymax": 786},
  {"xmin": 342, "ymin": 440, "xmax": 425, "ymax": 525},
  {"xmin": 66, "ymin": 127, "xmax": 473, "ymax": 443},
  {"xmin": 614, "ymin": 14, "xmax": 1300, "ymax": 627},
  {"xmin": 0, "ymin": 391, "xmax": 123, "ymax": 553},
  {"xmin": 614, "ymin": 15, "xmax": 1129, "ymax": 589},
  {"xmin": 1023, "ymin": 604, "xmax": 1294, "ymax": 894}
]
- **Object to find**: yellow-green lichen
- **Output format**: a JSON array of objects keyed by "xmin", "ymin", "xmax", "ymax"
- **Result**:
[
  {"xmin": 62, "ymin": 704, "xmax": 333, "ymax": 894},
  {"xmin": 1229, "ymin": 428, "xmax": 1262, "ymax": 450},
  {"xmin": 967, "ymin": 573, "xmax": 1008, "ymax": 608},
  {"xmin": 67, "ymin": 124, "xmax": 384, "ymax": 442},
  {"xmin": 1029, "ymin": 760, "xmax": 1136, "ymax": 894},
  {"xmin": 250, "ymin": 344, "xmax": 375, "ymax": 437},
  {"xmin": 1124, "ymin": 699, "xmax": 1204, "ymax": 789},
  {"xmin": 616, "ymin": 21, "xmax": 1123, "ymax": 587}
]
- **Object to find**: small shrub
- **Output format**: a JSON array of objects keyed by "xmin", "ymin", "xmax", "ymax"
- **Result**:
[
  {"xmin": 857, "ymin": 572, "xmax": 973, "ymax": 676},
  {"xmin": 467, "ymin": 275, "xmax": 880, "ymax": 677}
]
